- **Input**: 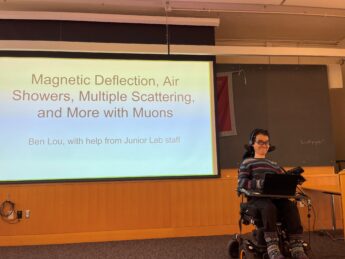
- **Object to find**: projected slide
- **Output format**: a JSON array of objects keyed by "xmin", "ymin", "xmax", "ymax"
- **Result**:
[{"xmin": 0, "ymin": 56, "xmax": 218, "ymax": 182}]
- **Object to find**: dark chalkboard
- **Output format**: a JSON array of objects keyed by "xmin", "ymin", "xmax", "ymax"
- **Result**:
[{"xmin": 216, "ymin": 64, "xmax": 335, "ymax": 168}]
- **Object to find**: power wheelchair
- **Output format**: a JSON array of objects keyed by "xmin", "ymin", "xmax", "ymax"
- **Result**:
[{"xmin": 227, "ymin": 183, "xmax": 312, "ymax": 259}]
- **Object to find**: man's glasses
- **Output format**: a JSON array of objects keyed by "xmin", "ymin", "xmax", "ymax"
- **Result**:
[{"xmin": 255, "ymin": 140, "xmax": 270, "ymax": 146}]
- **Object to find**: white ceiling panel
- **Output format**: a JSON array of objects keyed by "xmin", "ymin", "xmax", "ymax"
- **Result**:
[
  {"xmin": 171, "ymin": 0, "xmax": 282, "ymax": 4},
  {"xmin": 285, "ymin": 0, "xmax": 345, "ymax": 10},
  {"xmin": 0, "ymin": 1, "xmax": 165, "ymax": 15},
  {"xmin": 1, "ymin": 0, "xmax": 345, "ymax": 48}
]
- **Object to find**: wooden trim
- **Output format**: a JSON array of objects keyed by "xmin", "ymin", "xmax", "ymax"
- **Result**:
[
  {"xmin": 0, "ymin": 225, "xmax": 243, "ymax": 246},
  {"xmin": 338, "ymin": 172, "xmax": 345, "ymax": 238}
]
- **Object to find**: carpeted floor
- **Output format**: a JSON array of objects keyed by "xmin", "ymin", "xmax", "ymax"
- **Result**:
[{"xmin": 0, "ymin": 231, "xmax": 344, "ymax": 259}]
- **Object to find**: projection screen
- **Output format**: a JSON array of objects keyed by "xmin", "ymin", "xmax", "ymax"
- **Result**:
[{"xmin": 0, "ymin": 55, "xmax": 219, "ymax": 182}]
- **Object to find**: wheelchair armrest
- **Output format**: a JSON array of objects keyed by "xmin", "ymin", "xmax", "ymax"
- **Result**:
[
  {"xmin": 238, "ymin": 188, "xmax": 257, "ymax": 197},
  {"xmin": 238, "ymin": 188, "xmax": 262, "ymax": 197},
  {"xmin": 238, "ymin": 188, "xmax": 305, "ymax": 199}
]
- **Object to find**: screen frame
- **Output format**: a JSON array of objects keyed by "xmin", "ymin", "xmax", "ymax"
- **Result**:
[{"xmin": 0, "ymin": 51, "xmax": 220, "ymax": 184}]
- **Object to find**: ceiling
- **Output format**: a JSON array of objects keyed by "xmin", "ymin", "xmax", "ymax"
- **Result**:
[{"xmin": 1, "ymin": 0, "xmax": 345, "ymax": 50}]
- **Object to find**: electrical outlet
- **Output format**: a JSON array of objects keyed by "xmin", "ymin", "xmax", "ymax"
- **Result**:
[
  {"xmin": 25, "ymin": 210, "xmax": 30, "ymax": 219},
  {"xmin": 17, "ymin": 210, "xmax": 22, "ymax": 219},
  {"xmin": 7, "ymin": 211, "xmax": 15, "ymax": 220}
]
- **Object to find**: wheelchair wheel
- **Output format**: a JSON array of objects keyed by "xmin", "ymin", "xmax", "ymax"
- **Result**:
[
  {"xmin": 227, "ymin": 238, "xmax": 239, "ymax": 258},
  {"xmin": 239, "ymin": 243, "xmax": 256, "ymax": 259},
  {"xmin": 302, "ymin": 241, "xmax": 314, "ymax": 258}
]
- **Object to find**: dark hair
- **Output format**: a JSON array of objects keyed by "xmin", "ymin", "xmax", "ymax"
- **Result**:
[{"xmin": 242, "ymin": 128, "xmax": 275, "ymax": 160}]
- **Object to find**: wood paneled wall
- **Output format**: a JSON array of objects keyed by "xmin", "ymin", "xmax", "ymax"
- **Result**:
[
  {"xmin": 0, "ymin": 167, "xmax": 342, "ymax": 246},
  {"xmin": 300, "ymin": 167, "xmax": 344, "ymax": 231}
]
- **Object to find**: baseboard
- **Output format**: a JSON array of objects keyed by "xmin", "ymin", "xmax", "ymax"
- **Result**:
[{"xmin": 0, "ymin": 224, "xmax": 244, "ymax": 246}]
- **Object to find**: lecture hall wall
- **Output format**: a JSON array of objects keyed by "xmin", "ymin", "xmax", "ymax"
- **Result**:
[{"xmin": 0, "ymin": 19, "xmax": 343, "ymax": 246}]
